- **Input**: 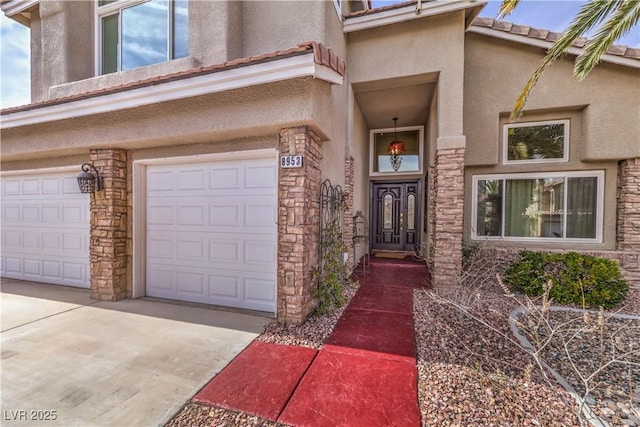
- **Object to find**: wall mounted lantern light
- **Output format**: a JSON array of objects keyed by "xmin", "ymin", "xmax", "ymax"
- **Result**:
[
  {"xmin": 77, "ymin": 163, "xmax": 103, "ymax": 193},
  {"xmin": 388, "ymin": 117, "xmax": 404, "ymax": 172}
]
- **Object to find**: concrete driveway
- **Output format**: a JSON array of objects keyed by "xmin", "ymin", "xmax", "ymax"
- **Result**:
[{"xmin": 0, "ymin": 279, "xmax": 271, "ymax": 427}]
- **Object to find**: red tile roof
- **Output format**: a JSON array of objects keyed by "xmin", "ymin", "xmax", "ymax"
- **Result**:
[
  {"xmin": 1, "ymin": 41, "xmax": 345, "ymax": 114},
  {"xmin": 472, "ymin": 17, "xmax": 640, "ymax": 61}
]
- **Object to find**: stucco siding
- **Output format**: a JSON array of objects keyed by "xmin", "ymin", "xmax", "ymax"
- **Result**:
[
  {"xmin": 347, "ymin": 11, "xmax": 466, "ymax": 138},
  {"xmin": 464, "ymin": 33, "xmax": 640, "ymax": 165},
  {"xmin": 1, "ymin": 78, "xmax": 335, "ymax": 163}
]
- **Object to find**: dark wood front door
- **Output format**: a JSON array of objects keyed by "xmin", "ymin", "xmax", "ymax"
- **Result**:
[{"xmin": 371, "ymin": 181, "xmax": 420, "ymax": 251}]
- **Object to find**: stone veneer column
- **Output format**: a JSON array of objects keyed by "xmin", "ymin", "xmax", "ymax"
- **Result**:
[
  {"xmin": 277, "ymin": 127, "xmax": 323, "ymax": 324},
  {"xmin": 618, "ymin": 158, "xmax": 640, "ymax": 251},
  {"xmin": 430, "ymin": 144, "xmax": 465, "ymax": 288},
  {"xmin": 88, "ymin": 149, "xmax": 130, "ymax": 301},
  {"xmin": 343, "ymin": 155, "xmax": 355, "ymax": 273},
  {"xmin": 617, "ymin": 158, "xmax": 640, "ymax": 288}
]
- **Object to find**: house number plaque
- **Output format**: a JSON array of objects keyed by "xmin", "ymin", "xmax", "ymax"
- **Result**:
[{"xmin": 280, "ymin": 155, "xmax": 303, "ymax": 168}]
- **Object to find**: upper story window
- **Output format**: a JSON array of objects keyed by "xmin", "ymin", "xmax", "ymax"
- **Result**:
[
  {"xmin": 97, "ymin": 0, "xmax": 188, "ymax": 75},
  {"xmin": 503, "ymin": 119, "xmax": 569, "ymax": 164}
]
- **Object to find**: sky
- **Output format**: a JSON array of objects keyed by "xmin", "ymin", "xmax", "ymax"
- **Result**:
[{"xmin": 1, "ymin": 1, "xmax": 639, "ymax": 109}]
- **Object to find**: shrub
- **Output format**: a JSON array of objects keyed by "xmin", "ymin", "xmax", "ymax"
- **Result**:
[{"xmin": 504, "ymin": 250, "xmax": 628, "ymax": 309}]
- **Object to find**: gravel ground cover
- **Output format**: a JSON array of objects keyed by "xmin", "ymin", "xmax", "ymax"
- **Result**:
[{"xmin": 166, "ymin": 280, "xmax": 638, "ymax": 427}]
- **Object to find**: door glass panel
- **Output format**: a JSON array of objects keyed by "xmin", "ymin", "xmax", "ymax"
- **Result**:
[
  {"xmin": 407, "ymin": 194, "xmax": 415, "ymax": 230},
  {"xmin": 383, "ymin": 194, "xmax": 392, "ymax": 229}
]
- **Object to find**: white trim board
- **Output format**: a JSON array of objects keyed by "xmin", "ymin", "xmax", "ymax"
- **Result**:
[
  {"xmin": 1, "ymin": 54, "xmax": 343, "ymax": 130},
  {"xmin": 343, "ymin": 0, "xmax": 485, "ymax": 33}
]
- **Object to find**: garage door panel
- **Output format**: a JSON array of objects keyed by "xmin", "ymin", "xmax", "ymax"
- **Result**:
[
  {"xmin": 177, "ymin": 204, "xmax": 207, "ymax": 226},
  {"xmin": 209, "ymin": 240, "xmax": 240, "ymax": 263},
  {"xmin": 23, "ymin": 179, "xmax": 40, "ymax": 194},
  {"xmin": 209, "ymin": 275, "xmax": 240, "ymax": 298},
  {"xmin": 147, "ymin": 268, "xmax": 176, "ymax": 292},
  {"xmin": 148, "ymin": 205, "xmax": 174, "ymax": 225},
  {"xmin": 2, "ymin": 179, "xmax": 20, "ymax": 195},
  {"xmin": 245, "ymin": 240, "xmax": 276, "ymax": 267},
  {"xmin": 245, "ymin": 165, "xmax": 278, "ymax": 188},
  {"xmin": 148, "ymin": 234, "xmax": 275, "ymax": 273},
  {"xmin": 147, "ymin": 238, "xmax": 174, "ymax": 259},
  {"xmin": 177, "ymin": 239, "xmax": 206, "ymax": 262},
  {"xmin": 245, "ymin": 203, "xmax": 276, "ymax": 228},
  {"xmin": 1, "ymin": 171, "xmax": 90, "ymax": 288},
  {"xmin": 245, "ymin": 277, "xmax": 276, "ymax": 305},
  {"xmin": 177, "ymin": 271, "xmax": 206, "ymax": 296},
  {"xmin": 5, "ymin": 257, "xmax": 22, "ymax": 274},
  {"xmin": 23, "ymin": 232, "xmax": 40, "ymax": 249},
  {"xmin": 145, "ymin": 156, "xmax": 277, "ymax": 312},
  {"xmin": 209, "ymin": 204, "xmax": 240, "ymax": 226},
  {"xmin": 210, "ymin": 168, "xmax": 240, "ymax": 189},
  {"xmin": 24, "ymin": 259, "xmax": 41, "ymax": 276},
  {"xmin": 177, "ymin": 169, "xmax": 207, "ymax": 190}
]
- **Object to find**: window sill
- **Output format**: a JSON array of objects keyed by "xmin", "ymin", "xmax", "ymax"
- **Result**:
[{"xmin": 47, "ymin": 57, "xmax": 200, "ymax": 101}]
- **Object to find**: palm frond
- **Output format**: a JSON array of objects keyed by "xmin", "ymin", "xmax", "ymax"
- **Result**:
[
  {"xmin": 575, "ymin": 0, "xmax": 640, "ymax": 80},
  {"xmin": 509, "ymin": 0, "xmax": 618, "ymax": 121},
  {"xmin": 497, "ymin": 0, "xmax": 521, "ymax": 20}
]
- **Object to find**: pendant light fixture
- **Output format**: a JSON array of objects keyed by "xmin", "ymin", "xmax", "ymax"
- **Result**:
[{"xmin": 388, "ymin": 117, "xmax": 404, "ymax": 172}]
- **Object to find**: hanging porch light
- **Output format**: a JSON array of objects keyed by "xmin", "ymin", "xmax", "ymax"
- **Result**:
[{"xmin": 388, "ymin": 117, "xmax": 404, "ymax": 172}]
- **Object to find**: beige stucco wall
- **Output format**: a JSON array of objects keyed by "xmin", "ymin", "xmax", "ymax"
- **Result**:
[
  {"xmin": 464, "ymin": 33, "xmax": 640, "ymax": 165},
  {"xmin": 34, "ymin": 1, "xmax": 349, "ymax": 104},
  {"xmin": 30, "ymin": 1, "xmax": 93, "ymax": 102},
  {"xmin": 347, "ymin": 11, "xmax": 466, "ymax": 139},
  {"xmin": 242, "ymin": 1, "xmax": 346, "ymax": 58},
  {"xmin": 464, "ymin": 104, "xmax": 619, "ymax": 250},
  {"xmin": 1, "ymin": 77, "xmax": 337, "ymax": 166}
]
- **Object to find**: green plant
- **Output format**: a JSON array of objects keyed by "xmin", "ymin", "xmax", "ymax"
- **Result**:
[
  {"xmin": 504, "ymin": 250, "xmax": 628, "ymax": 309},
  {"xmin": 313, "ymin": 215, "xmax": 347, "ymax": 315}
]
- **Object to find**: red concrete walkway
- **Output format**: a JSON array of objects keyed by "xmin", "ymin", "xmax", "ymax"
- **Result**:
[{"xmin": 194, "ymin": 257, "xmax": 430, "ymax": 426}]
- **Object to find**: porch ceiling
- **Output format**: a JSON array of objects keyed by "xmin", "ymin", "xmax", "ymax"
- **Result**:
[{"xmin": 353, "ymin": 77, "xmax": 436, "ymax": 130}]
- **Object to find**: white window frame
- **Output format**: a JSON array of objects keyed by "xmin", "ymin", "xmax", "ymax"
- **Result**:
[
  {"xmin": 94, "ymin": 0, "xmax": 183, "ymax": 76},
  {"xmin": 471, "ymin": 170, "xmax": 604, "ymax": 243},
  {"xmin": 503, "ymin": 119, "xmax": 570, "ymax": 165},
  {"xmin": 332, "ymin": 0, "xmax": 343, "ymax": 18},
  {"xmin": 369, "ymin": 125, "xmax": 424, "ymax": 177}
]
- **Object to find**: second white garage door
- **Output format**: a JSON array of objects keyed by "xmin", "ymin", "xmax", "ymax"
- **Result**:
[
  {"xmin": 0, "ymin": 170, "xmax": 90, "ymax": 288},
  {"xmin": 145, "ymin": 156, "xmax": 278, "ymax": 313}
]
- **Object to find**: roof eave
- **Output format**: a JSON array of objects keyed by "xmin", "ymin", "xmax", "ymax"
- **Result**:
[
  {"xmin": 0, "ymin": 53, "xmax": 344, "ymax": 129},
  {"xmin": 343, "ymin": 0, "xmax": 487, "ymax": 33},
  {"xmin": 468, "ymin": 26, "xmax": 640, "ymax": 69},
  {"xmin": 1, "ymin": 0, "xmax": 38, "ymax": 26}
]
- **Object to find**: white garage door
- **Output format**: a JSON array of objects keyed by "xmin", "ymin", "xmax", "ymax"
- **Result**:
[
  {"xmin": 145, "ymin": 156, "xmax": 278, "ymax": 313},
  {"xmin": 1, "ymin": 170, "xmax": 90, "ymax": 288}
]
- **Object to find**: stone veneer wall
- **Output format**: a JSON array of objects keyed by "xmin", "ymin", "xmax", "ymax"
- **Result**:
[
  {"xmin": 277, "ymin": 127, "xmax": 323, "ymax": 324},
  {"xmin": 616, "ymin": 157, "xmax": 640, "ymax": 288},
  {"xmin": 430, "ymin": 147, "xmax": 465, "ymax": 287},
  {"xmin": 426, "ymin": 166, "xmax": 436, "ymax": 267},
  {"xmin": 88, "ymin": 149, "xmax": 131, "ymax": 301},
  {"xmin": 343, "ymin": 155, "xmax": 355, "ymax": 274}
]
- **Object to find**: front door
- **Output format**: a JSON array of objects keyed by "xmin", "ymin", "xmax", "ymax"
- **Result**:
[{"xmin": 371, "ymin": 181, "xmax": 420, "ymax": 251}]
